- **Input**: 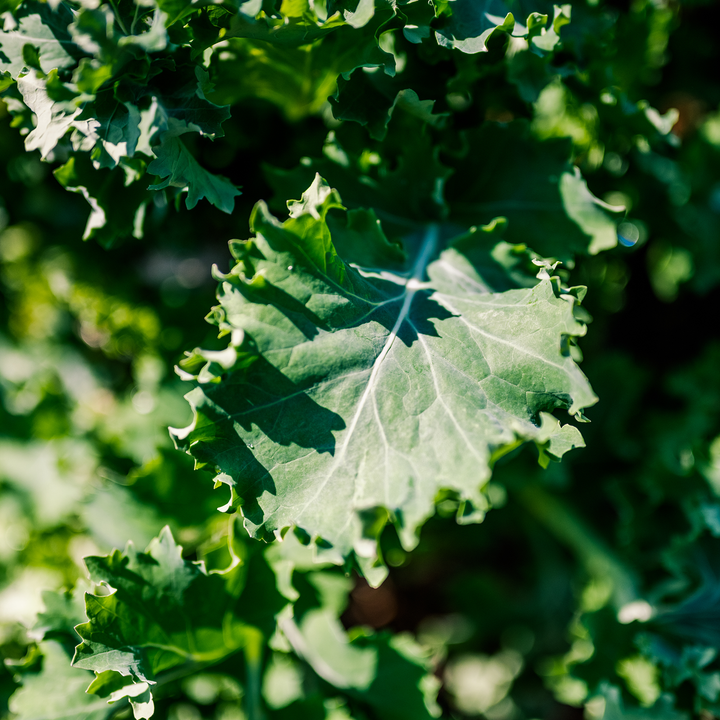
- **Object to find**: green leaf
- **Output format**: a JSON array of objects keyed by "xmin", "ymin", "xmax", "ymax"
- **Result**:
[
  {"xmin": 150, "ymin": 67, "xmax": 231, "ymax": 140},
  {"xmin": 394, "ymin": 0, "xmax": 436, "ymax": 44},
  {"xmin": 284, "ymin": 609, "xmax": 439, "ymax": 719},
  {"xmin": 9, "ymin": 641, "xmax": 115, "ymax": 720},
  {"xmin": 120, "ymin": 8, "xmax": 169, "ymax": 53},
  {"xmin": 16, "ymin": 69, "xmax": 82, "ymax": 160},
  {"xmin": 271, "ymin": 561, "xmax": 440, "ymax": 718},
  {"xmin": 326, "ymin": 207, "xmax": 407, "ymax": 269},
  {"xmin": 72, "ymin": 526, "xmax": 286, "ymax": 711},
  {"xmin": 328, "ymin": 0, "xmax": 377, "ymax": 29},
  {"xmin": 506, "ymin": 46, "xmax": 555, "ymax": 103},
  {"xmin": 640, "ymin": 636, "xmax": 720, "ymax": 703},
  {"xmin": 54, "ymin": 156, "xmax": 152, "ymax": 248},
  {"xmin": 223, "ymin": 1, "xmax": 349, "ymax": 47},
  {"xmin": 30, "ymin": 588, "xmax": 86, "ymax": 642},
  {"xmin": 208, "ymin": 27, "xmax": 393, "ymax": 122},
  {"xmin": 330, "ymin": 73, "xmax": 446, "ymax": 140},
  {"xmin": 434, "ymin": 0, "xmax": 516, "ymax": 54},
  {"xmin": 530, "ymin": 4, "xmax": 570, "ymax": 54},
  {"xmin": 171, "ymin": 176, "xmax": 596, "ymax": 573},
  {"xmin": 1, "ymin": 3, "xmax": 235, "ymax": 226},
  {"xmin": 148, "ymin": 135, "xmax": 241, "ymax": 213},
  {"xmin": 155, "ymin": 0, "xmax": 196, "ymax": 28},
  {"xmin": 209, "ymin": 40, "xmax": 340, "ymax": 120},
  {"xmin": 69, "ymin": 4, "xmax": 167, "ymax": 61},
  {"xmin": 651, "ymin": 582, "xmax": 720, "ymax": 649},
  {"xmin": 265, "ymin": 125, "xmax": 452, "ymax": 235},
  {"xmin": 329, "ymin": 69, "xmax": 397, "ymax": 140},
  {"xmin": 535, "ymin": 411, "xmax": 586, "ymax": 468},
  {"xmin": 589, "ymin": 682, "xmax": 689, "ymax": 720},
  {"xmin": 447, "ymin": 121, "xmax": 623, "ymax": 260},
  {"xmin": 0, "ymin": 2, "xmax": 79, "ymax": 80},
  {"xmin": 432, "ymin": 0, "xmax": 563, "ymax": 54},
  {"xmin": 72, "ymin": 95, "xmax": 144, "ymax": 168}
]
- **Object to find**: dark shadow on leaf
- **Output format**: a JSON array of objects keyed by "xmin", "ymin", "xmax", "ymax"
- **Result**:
[
  {"xmin": 224, "ymin": 359, "xmax": 345, "ymax": 448},
  {"xmin": 447, "ymin": 121, "xmax": 599, "ymax": 261},
  {"xmin": 28, "ymin": 1, "xmax": 85, "ymax": 64},
  {"xmin": 396, "ymin": 291, "xmax": 455, "ymax": 346},
  {"xmin": 242, "ymin": 280, "xmax": 329, "ymax": 339}
]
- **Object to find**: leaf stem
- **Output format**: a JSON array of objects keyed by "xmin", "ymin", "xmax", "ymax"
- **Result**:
[
  {"xmin": 130, "ymin": 2, "xmax": 141, "ymax": 35},
  {"xmin": 108, "ymin": 0, "xmax": 129, "ymax": 36},
  {"xmin": 244, "ymin": 628, "xmax": 265, "ymax": 720}
]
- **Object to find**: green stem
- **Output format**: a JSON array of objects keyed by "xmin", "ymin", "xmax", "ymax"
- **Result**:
[
  {"xmin": 244, "ymin": 629, "xmax": 265, "ymax": 720},
  {"xmin": 130, "ymin": 2, "xmax": 141, "ymax": 35},
  {"xmin": 516, "ymin": 484, "xmax": 639, "ymax": 609},
  {"xmin": 108, "ymin": 0, "xmax": 129, "ymax": 35}
]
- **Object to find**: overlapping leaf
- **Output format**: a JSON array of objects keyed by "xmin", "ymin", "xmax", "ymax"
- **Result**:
[
  {"xmin": 267, "ymin": 119, "xmax": 621, "ymax": 259},
  {"xmin": 72, "ymin": 526, "xmax": 285, "ymax": 718},
  {"xmin": 0, "ymin": 0, "xmax": 592, "ymax": 248},
  {"xmin": 6, "ymin": 529, "xmax": 441, "ymax": 720},
  {"xmin": 432, "ymin": 0, "xmax": 567, "ymax": 55},
  {"xmin": 265, "ymin": 123, "xmax": 452, "ymax": 237},
  {"xmin": 588, "ymin": 683, "xmax": 689, "ymax": 720},
  {"xmin": 208, "ymin": 23, "xmax": 393, "ymax": 121},
  {"xmin": 267, "ymin": 537, "xmax": 441, "ymax": 718},
  {"xmin": 172, "ymin": 176, "xmax": 594, "ymax": 579},
  {"xmin": 281, "ymin": 573, "xmax": 440, "ymax": 719},
  {"xmin": 447, "ymin": 121, "xmax": 623, "ymax": 260},
  {"xmin": 0, "ymin": 2, "xmax": 80, "ymax": 80},
  {"xmin": 434, "ymin": 0, "xmax": 517, "ymax": 54},
  {"xmin": 147, "ymin": 135, "xmax": 240, "ymax": 213},
  {"xmin": 0, "ymin": 0, "xmax": 240, "ymax": 239},
  {"xmin": 9, "ymin": 641, "xmax": 114, "ymax": 720},
  {"xmin": 54, "ymin": 156, "xmax": 152, "ymax": 247}
]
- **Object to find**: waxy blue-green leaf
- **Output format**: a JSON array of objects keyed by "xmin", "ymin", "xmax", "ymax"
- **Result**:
[
  {"xmin": 72, "ymin": 95, "xmax": 144, "ymax": 168},
  {"xmin": 68, "ymin": 4, "xmax": 167, "ymax": 66},
  {"xmin": 30, "ymin": 588, "xmax": 87, "ymax": 642},
  {"xmin": 7, "ymin": 587, "xmax": 106, "ymax": 720},
  {"xmin": 588, "ymin": 683, "xmax": 689, "ymax": 720},
  {"xmin": 330, "ymin": 74, "xmax": 447, "ymax": 140},
  {"xmin": 432, "ymin": 0, "xmax": 561, "ymax": 55},
  {"xmin": 268, "ymin": 548, "xmax": 440, "ymax": 718},
  {"xmin": 172, "ymin": 176, "xmax": 596, "ymax": 577},
  {"xmin": 16, "ymin": 69, "xmax": 82, "ymax": 160},
  {"xmin": 146, "ymin": 67, "xmax": 231, "ymax": 141},
  {"xmin": 0, "ymin": 0, "xmax": 237, "ymax": 221}
]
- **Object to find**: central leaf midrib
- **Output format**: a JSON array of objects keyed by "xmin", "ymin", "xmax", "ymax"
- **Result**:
[{"xmin": 293, "ymin": 224, "xmax": 440, "ymax": 524}]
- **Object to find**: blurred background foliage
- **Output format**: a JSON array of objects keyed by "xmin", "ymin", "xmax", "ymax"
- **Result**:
[{"xmin": 2, "ymin": 0, "xmax": 720, "ymax": 718}]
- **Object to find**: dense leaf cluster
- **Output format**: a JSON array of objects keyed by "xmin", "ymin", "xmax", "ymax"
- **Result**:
[{"xmin": 1, "ymin": 0, "xmax": 720, "ymax": 719}]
